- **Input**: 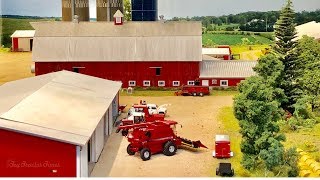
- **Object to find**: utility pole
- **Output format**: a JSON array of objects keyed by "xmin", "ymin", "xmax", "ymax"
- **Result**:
[
  {"xmin": 71, "ymin": 0, "xmax": 75, "ymax": 19},
  {"xmin": 266, "ymin": 16, "xmax": 268, "ymax": 32}
]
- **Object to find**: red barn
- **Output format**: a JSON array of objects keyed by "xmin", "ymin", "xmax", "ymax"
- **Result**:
[
  {"xmin": 0, "ymin": 71, "xmax": 122, "ymax": 177},
  {"xmin": 31, "ymin": 21, "xmax": 202, "ymax": 88},
  {"xmin": 199, "ymin": 60, "xmax": 257, "ymax": 87}
]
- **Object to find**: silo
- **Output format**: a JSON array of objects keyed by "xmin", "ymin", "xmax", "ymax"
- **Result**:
[
  {"xmin": 97, "ymin": 0, "xmax": 123, "ymax": 21},
  {"xmin": 96, "ymin": 0, "xmax": 109, "ymax": 21},
  {"xmin": 62, "ymin": 0, "xmax": 72, "ymax": 21},
  {"xmin": 132, "ymin": 0, "xmax": 157, "ymax": 21},
  {"xmin": 62, "ymin": 0, "xmax": 90, "ymax": 21}
]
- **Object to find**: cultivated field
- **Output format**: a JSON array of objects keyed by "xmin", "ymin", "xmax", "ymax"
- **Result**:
[
  {"xmin": 91, "ymin": 95, "xmax": 234, "ymax": 177},
  {"xmin": 0, "ymin": 51, "xmax": 34, "ymax": 85}
]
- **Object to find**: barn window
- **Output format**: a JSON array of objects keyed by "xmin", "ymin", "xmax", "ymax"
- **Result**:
[
  {"xmin": 158, "ymin": 81, "xmax": 165, "ymax": 87},
  {"xmin": 156, "ymin": 68, "xmax": 161, "ymax": 76},
  {"xmin": 220, "ymin": 80, "xmax": 229, "ymax": 87},
  {"xmin": 212, "ymin": 79, "xmax": 218, "ymax": 84},
  {"xmin": 73, "ymin": 67, "xmax": 80, "ymax": 73},
  {"xmin": 143, "ymin": 81, "xmax": 151, "ymax": 87},
  {"xmin": 173, "ymin": 81, "xmax": 180, "ymax": 87},
  {"xmin": 128, "ymin": 81, "xmax": 136, "ymax": 87},
  {"xmin": 187, "ymin": 81, "xmax": 195, "ymax": 86},
  {"xmin": 72, "ymin": 67, "xmax": 85, "ymax": 73}
]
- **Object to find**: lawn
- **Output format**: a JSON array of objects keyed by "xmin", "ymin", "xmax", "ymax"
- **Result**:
[{"xmin": 202, "ymin": 33, "xmax": 273, "ymax": 46}]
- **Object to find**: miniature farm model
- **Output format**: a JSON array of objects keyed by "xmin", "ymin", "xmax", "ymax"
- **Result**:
[
  {"xmin": 117, "ymin": 120, "xmax": 207, "ymax": 161},
  {"xmin": 139, "ymin": 100, "xmax": 168, "ymax": 115},
  {"xmin": 118, "ymin": 104, "xmax": 165, "ymax": 136},
  {"xmin": 212, "ymin": 135, "xmax": 233, "ymax": 158},
  {"xmin": 216, "ymin": 163, "xmax": 235, "ymax": 177},
  {"xmin": 174, "ymin": 85, "xmax": 210, "ymax": 97}
]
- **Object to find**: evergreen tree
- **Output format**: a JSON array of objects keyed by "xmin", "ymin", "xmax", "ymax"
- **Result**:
[
  {"xmin": 273, "ymin": 0, "xmax": 299, "ymax": 113},
  {"xmin": 123, "ymin": 0, "xmax": 132, "ymax": 21}
]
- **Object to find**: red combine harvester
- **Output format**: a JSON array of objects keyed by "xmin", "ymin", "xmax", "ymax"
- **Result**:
[
  {"xmin": 117, "ymin": 120, "xmax": 207, "ymax": 161},
  {"xmin": 174, "ymin": 85, "xmax": 210, "ymax": 97},
  {"xmin": 118, "ymin": 104, "xmax": 165, "ymax": 136},
  {"xmin": 212, "ymin": 135, "xmax": 233, "ymax": 159}
]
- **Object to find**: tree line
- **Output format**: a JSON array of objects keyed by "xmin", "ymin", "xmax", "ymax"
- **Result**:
[{"xmin": 171, "ymin": 10, "xmax": 320, "ymax": 32}]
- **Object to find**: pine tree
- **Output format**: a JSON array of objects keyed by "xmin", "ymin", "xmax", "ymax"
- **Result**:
[{"xmin": 274, "ymin": 0, "xmax": 300, "ymax": 113}]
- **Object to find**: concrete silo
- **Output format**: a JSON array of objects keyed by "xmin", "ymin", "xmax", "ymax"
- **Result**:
[
  {"xmin": 62, "ymin": 0, "xmax": 90, "ymax": 21},
  {"xmin": 97, "ymin": 0, "xmax": 123, "ymax": 21}
]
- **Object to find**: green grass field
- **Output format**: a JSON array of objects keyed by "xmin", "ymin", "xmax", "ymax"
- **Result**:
[
  {"xmin": 1, "ymin": 18, "xmax": 56, "ymax": 47},
  {"xmin": 203, "ymin": 33, "xmax": 273, "ymax": 46}
]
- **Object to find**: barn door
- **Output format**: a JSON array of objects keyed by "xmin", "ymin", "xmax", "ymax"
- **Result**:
[{"xmin": 30, "ymin": 39, "xmax": 33, "ymax": 51}]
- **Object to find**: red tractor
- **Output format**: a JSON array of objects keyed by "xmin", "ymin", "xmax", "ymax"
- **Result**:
[{"xmin": 117, "ymin": 120, "xmax": 207, "ymax": 161}]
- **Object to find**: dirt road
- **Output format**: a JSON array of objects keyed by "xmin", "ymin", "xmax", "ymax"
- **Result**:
[
  {"xmin": 0, "ymin": 52, "xmax": 34, "ymax": 85},
  {"xmin": 91, "ymin": 95, "xmax": 234, "ymax": 177}
]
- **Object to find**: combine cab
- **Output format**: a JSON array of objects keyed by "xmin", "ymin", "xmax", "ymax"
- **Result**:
[
  {"xmin": 174, "ymin": 85, "xmax": 210, "ymax": 97},
  {"xmin": 117, "ymin": 120, "xmax": 207, "ymax": 161}
]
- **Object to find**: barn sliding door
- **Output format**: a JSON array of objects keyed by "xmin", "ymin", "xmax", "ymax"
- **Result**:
[{"xmin": 94, "ymin": 117, "xmax": 105, "ymax": 162}]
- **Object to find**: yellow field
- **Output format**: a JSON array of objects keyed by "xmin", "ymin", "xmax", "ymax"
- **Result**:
[
  {"xmin": 231, "ymin": 45, "xmax": 271, "ymax": 60},
  {"xmin": 0, "ymin": 51, "xmax": 34, "ymax": 85}
]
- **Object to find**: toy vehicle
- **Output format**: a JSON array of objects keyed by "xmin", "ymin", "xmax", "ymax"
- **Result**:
[
  {"xmin": 147, "ymin": 103, "xmax": 167, "ymax": 115},
  {"xmin": 119, "ymin": 105, "xmax": 165, "ymax": 136},
  {"xmin": 118, "ymin": 104, "xmax": 127, "ymax": 114},
  {"xmin": 117, "ymin": 120, "xmax": 207, "ymax": 161},
  {"xmin": 212, "ymin": 135, "xmax": 233, "ymax": 158},
  {"xmin": 174, "ymin": 85, "xmax": 210, "ymax": 97},
  {"xmin": 138, "ymin": 100, "xmax": 168, "ymax": 115},
  {"xmin": 216, "ymin": 163, "xmax": 234, "ymax": 177}
]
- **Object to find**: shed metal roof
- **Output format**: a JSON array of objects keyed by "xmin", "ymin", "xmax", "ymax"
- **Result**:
[
  {"xmin": 202, "ymin": 48, "xmax": 230, "ymax": 55},
  {"xmin": 10, "ymin": 30, "xmax": 35, "ymax": 38},
  {"xmin": 31, "ymin": 21, "xmax": 202, "ymax": 62},
  {"xmin": 200, "ymin": 60, "xmax": 257, "ymax": 78},
  {"xmin": 295, "ymin": 21, "xmax": 320, "ymax": 40},
  {"xmin": 0, "ymin": 71, "xmax": 122, "ymax": 146}
]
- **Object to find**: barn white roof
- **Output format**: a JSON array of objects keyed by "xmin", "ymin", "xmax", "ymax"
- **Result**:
[
  {"xmin": 295, "ymin": 21, "xmax": 320, "ymax": 40},
  {"xmin": 200, "ymin": 60, "xmax": 257, "ymax": 78},
  {"xmin": 0, "ymin": 71, "xmax": 122, "ymax": 146},
  {"xmin": 31, "ymin": 21, "xmax": 202, "ymax": 62},
  {"xmin": 202, "ymin": 48, "xmax": 230, "ymax": 55},
  {"xmin": 10, "ymin": 30, "xmax": 35, "ymax": 38}
]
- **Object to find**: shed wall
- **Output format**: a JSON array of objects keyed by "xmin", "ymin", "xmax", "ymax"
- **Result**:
[
  {"xmin": 35, "ymin": 61, "xmax": 200, "ymax": 88},
  {"xmin": 0, "ymin": 129, "xmax": 76, "ymax": 177},
  {"xmin": 199, "ymin": 78, "xmax": 245, "ymax": 87}
]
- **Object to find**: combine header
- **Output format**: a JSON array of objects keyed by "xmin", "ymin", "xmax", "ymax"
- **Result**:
[{"xmin": 117, "ymin": 120, "xmax": 207, "ymax": 161}]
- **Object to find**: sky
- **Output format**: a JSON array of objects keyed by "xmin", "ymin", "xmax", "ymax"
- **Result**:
[{"xmin": 1, "ymin": 0, "xmax": 320, "ymax": 19}]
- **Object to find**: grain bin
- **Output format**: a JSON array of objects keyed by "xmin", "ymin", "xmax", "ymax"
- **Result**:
[{"xmin": 62, "ymin": 0, "xmax": 90, "ymax": 21}]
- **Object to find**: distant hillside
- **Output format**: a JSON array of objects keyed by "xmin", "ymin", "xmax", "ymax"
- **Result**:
[{"xmin": 1, "ymin": 16, "xmax": 58, "ymax": 48}]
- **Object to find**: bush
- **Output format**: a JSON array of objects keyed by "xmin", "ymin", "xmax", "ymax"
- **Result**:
[{"xmin": 302, "ymin": 119, "xmax": 316, "ymax": 128}]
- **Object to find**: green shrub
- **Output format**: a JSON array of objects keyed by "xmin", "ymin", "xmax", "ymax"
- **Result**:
[{"xmin": 302, "ymin": 119, "xmax": 317, "ymax": 128}]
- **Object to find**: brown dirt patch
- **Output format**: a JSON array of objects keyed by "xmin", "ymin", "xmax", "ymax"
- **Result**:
[{"xmin": 91, "ymin": 95, "xmax": 234, "ymax": 177}]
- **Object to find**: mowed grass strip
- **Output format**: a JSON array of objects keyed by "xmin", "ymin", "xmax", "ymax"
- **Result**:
[
  {"xmin": 217, "ymin": 106, "xmax": 251, "ymax": 177},
  {"xmin": 203, "ymin": 33, "xmax": 272, "ymax": 46}
]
